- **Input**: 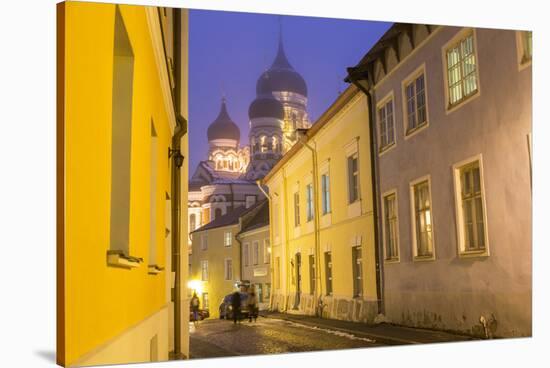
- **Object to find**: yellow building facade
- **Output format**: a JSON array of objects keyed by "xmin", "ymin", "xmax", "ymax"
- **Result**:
[
  {"xmin": 58, "ymin": 2, "xmax": 188, "ymax": 366},
  {"xmin": 263, "ymin": 85, "xmax": 380, "ymax": 322}
]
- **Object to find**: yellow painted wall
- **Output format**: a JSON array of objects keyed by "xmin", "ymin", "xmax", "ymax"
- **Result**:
[
  {"xmin": 266, "ymin": 87, "xmax": 377, "ymax": 309},
  {"xmin": 189, "ymin": 225, "xmax": 241, "ymax": 318},
  {"xmin": 64, "ymin": 2, "xmax": 174, "ymax": 365}
]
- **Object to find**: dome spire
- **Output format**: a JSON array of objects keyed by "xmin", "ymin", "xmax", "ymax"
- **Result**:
[
  {"xmin": 207, "ymin": 96, "xmax": 240, "ymax": 144},
  {"xmin": 272, "ymin": 17, "xmax": 292, "ymax": 70}
]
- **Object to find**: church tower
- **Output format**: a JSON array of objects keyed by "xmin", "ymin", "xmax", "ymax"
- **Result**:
[
  {"xmin": 207, "ymin": 97, "xmax": 249, "ymax": 173},
  {"xmin": 246, "ymin": 27, "xmax": 310, "ymax": 180}
]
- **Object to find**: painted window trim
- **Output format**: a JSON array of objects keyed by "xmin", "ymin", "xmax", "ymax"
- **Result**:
[
  {"xmin": 452, "ymin": 154, "xmax": 491, "ymax": 258},
  {"xmin": 224, "ymin": 231, "xmax": 232, "ymax": 247},
  {"xmin": 344, "ymin": 137, "xmax": 361, "ymax": 206},
  {"xmin": 376, "ymin": 91, "xmax": 397, "ymax": 155},
  {"xmin": 441, "ymin": 28, "xmax": 481, "ymax": 115},
  {"xmin": 224, "ymin": 258, "xmax": 233, "ymax": 280},
  {"xmin": 516, "ymin": 30, "xmax": 532, "ymax": 71},
  {"xmin": 381, "ymin": 189, "xmax": 400, "ymax": 263},
  {"xmin": 409, "ymin": 175, "xmax": 436, "ymax": 262},
  {"xmin": 319, "ymin": 159, "xmax": 332, "ymax": 216},
  {"xmin": 401, "ymin": 63, "xmax": 430, "ymax": 140}
]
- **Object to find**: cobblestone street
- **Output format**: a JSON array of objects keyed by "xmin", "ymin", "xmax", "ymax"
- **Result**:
[{"xmin": 189, "ymin": 316, "xmax": 383, "ymax": 359}]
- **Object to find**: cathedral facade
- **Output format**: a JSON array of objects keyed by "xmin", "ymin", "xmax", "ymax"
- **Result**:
[{"xmin": 188, "ymin": 34, "xmax": 310, "ymax": 241}]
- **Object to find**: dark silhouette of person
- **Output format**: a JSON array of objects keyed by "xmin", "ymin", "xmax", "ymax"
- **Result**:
[{"xmin": 231, "ymin": 291, "xmax": 241, "ymax": 324}]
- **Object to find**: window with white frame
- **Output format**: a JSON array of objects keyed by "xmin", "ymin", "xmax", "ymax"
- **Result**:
[
  {"xmin": 201, "ymin": 260, "xmax": 208, "ymax": 281},
  {"xmin": 321, "ymin": 173, "xmax": 331, "ymax": 215},
  {"xmin": 404, "ymin": 73, "xmax": 427, "ymax": 134},
  {"xmin": 306, "ymin": 183, "xmax": 314, "ymax": 222},
  {"xmin": 293, "ymin": 192, "xmax": 301, "ymax": 227},
  {"xmin": 263, "ymin": 238, "xmax": 270, "ymax": 264},
  {"xmin": 383, "ymin": 192, "xmax": 399, "ymax": 260},
  {"xmin": 200, "ymin": 233, "xmax": 208, "ymax": 250},
  {"xmin": 243, "ymin": 243, "xmax": 249, "ymax": 266},
  {"xmin": 454, "ymin": 160, "xmax": 487, "ymax": 253},
  {"xmin": 224, "ymin": 258, "xmax": 233, "ymax": 280},
  {"xmin": 411, "ymin": 179, "xmax": 434, "ymax": 258},
  {"xmin": 378, "ymin": 98, "xmax": 395, "ymax": 151},
  {"xmin": 253, "ymin": 241, "xmax": 259, "ymax": 265},
  {"xmin": 445, "ymin": 31, "xmax": 478, "ymax": 107},
  {"xmin": 224, "ymin": 231, "xmax": 232, "ymax": 247},
  {"xmin": 347, "ymin": 153, "xmax": 359, "ymax": 204}
]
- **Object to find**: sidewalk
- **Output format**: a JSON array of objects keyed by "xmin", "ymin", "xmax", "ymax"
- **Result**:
[{"xmin": 263, "ymin": 312, "xmax": 478, "ymax": 346}]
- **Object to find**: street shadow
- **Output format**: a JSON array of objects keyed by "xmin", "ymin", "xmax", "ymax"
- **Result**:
[{"xmin": 35, "ymin": 350, "xmax": 56, "ymax": 363}]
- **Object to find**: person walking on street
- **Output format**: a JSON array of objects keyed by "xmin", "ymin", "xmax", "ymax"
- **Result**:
[
  {"xmin": 191, "ymin": 292, "xmax": 200, "ymax": 327},
  {"xmin": 247, "ymin": 285, "xmax": 258, "ymax": 323},
  {"xmin": 231, "ymin": 291, "xmax": 241, "ymax": 325}
]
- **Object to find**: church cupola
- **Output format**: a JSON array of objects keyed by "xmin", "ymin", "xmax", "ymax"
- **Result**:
[{"xmin": 207, "ymin": 97, "xmax": 241, "ymax": 148}]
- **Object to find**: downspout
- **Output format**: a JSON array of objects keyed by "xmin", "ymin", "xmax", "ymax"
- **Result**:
[
  {"xmin": 170, "ymin": 8, "xmax": 187, "ymax": 360},
  {"xmin": 346, "ymin": 70, "xmax": 384, "ymax": 315},
  {"xmin": 255, "ymin": 180, "xmax": 274, "ymax": 310},
  {"xmin": 282, "ymin": 168, "xmax": 291, "ymax": 312},
  {"xmin": 296, "ymin": 137, "xmax": 323, "ymax": 314}
]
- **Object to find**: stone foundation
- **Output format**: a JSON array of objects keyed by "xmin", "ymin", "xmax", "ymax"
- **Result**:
[{"xmin": 270, "ymin": 292, "xmax": 378, "ymax": 324}]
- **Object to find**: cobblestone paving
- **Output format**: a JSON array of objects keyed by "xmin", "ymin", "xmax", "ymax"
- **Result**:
[{"xmin": 189, "ymin": 316, "xmax": 383, "ymax": 359}]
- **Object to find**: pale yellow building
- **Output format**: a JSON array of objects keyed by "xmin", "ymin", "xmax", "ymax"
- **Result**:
[
  {"xmin": 58, "ymin": 2, "xmax": 189, "ymax": 366},
  {"xmin": 189, "ymin": 200, "xmax": 268, "ymax": 318},
  {"xmin": 262, "ymin": 85, "xmax": 380, "ymax": 322}
]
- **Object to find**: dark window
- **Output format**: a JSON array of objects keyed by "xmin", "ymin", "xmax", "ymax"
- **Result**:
[
  {"xmin": 324, "ymin": 252, "xmax": 333, "ymax": 296},
  {"xmin": 352, "ymin": 246, "xmax": 362, "ymax": 297}
]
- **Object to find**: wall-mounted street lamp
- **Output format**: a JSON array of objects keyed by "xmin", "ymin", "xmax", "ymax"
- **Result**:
[{"xmin": 169, "ymin": 147, "xmax": 185, "ymax": 168}]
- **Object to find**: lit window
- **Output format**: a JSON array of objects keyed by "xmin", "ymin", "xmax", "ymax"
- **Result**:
[
  {"xmin": 411, "ymin": 180, "xmax": 434, "ymax": 258},
  {"xmin": 455, "ymin": 160, "xmax": 487, "ymax": 254},
  {"xmin": 306, "ymin": 183, "xmax": 314, "ymax": 222},
  {"xmin": 378, "ymin": 99, "xmax": 395, "ymax": 150},
  {"xmin": 405, "ymin": 74, "xmax": 427, "ymax": 134},
  {"xmin": 347, "ymin": 153, "xmax": 359, "ymax": 204},
  {"xmin": 260, "ymin": 135, "xmax": 268, "ymax": 153},
  {"xmin": 383, "ymin": 192, "xmax": 399, "ymax": 261},
  {"xmin": 224, "ymin": 231, "xmax": 232, "ymax": 247},
  {"xmin": 446, "ymin": 31, "xmax": 478, "ymax": 107}
]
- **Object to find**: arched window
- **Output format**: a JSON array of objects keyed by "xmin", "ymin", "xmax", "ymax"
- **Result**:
[
  {"xmin": 190, "ymin": 213, "xmax": 196, "ymax": 231},
  {"xmin": 214, "ymin": 208, "xmax": 222, "ymax": 219},
  {"xmin": 272, "ymin": 136, "xmax": 278, "ymax": 152},
  {"xmin": 260, "ymin": 135, "xmax": 267, "ymax": 153}
]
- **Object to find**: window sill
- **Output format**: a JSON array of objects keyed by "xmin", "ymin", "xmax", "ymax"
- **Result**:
[
  {"xmin": 148, "ymin": 264, "xmax": 165, "ymax": 275},
  {"xmin": 445, "ymin": 90, "xmax": 480, "ymax": 115},
  {"xmin": 378, "ymin": 142, "xmax": 396, "ymax": 157},
  {"xmin": 384, "ymin": 257, "xmax": 400, "ymax": 264},
  {"xmin": 107, "ymin": 250, "xmax": 143, "ymax": 269},
  {"xmin": 458, "ymin": 249, "xmax": 489, "ymax": 259},
  {"xmin": 404, "ymin": 122, "xmax": 429, "ymax": 140},
  {"xmin": 413, "ymin": 254, "xmax": 435, "ymax": 262}
]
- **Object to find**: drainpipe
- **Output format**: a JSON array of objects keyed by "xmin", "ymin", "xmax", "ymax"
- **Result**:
[
  {"xmin": 346, "ymin": 69, "xmax": 384, "ymax": 316},
  {"xmin": 255, "ymin": 180, "xmax": 274, "ymax": 310},
  {"xmin": 170, "ymin": 8, "xmax": 186, "ymax": 360},
  {"xmin": 296, "ymin": 135, "xmax": 323, "ymax": 314}
]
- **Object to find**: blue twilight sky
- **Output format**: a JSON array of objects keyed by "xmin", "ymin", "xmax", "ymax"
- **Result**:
[{"xmin": 189, "ymin": 9, "xmax": 392, "ymax": 170}]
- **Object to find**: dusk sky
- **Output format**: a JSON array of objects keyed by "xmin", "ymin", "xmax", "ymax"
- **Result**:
[{"xmin": 189, "ymin": 9, "xmax": 392, "ymax": 170}]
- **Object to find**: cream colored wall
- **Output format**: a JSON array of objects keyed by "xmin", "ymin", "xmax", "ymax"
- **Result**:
[
  {"xmin": 239, "ymin": 226, "xmax": 271, "ymax": 305},
  {"xmin": 266, "ymin": 89, "xmax": 377, "ymax": 321},
  {"xmin": 189, "ymin": 224, "xmax": 241, "ymax": 318}
]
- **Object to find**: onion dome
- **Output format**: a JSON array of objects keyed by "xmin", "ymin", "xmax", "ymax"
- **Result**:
[
  {"xmin": 256, "ymin": 36, "xmax": 308, "ymax": 97},
  {"xmin": 207, "ymin": 98, "xmax": 241, "ymax": 143},
  {"xmin": 248, "ymin": 94, "xmax": 285, "ymax": 120}
]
